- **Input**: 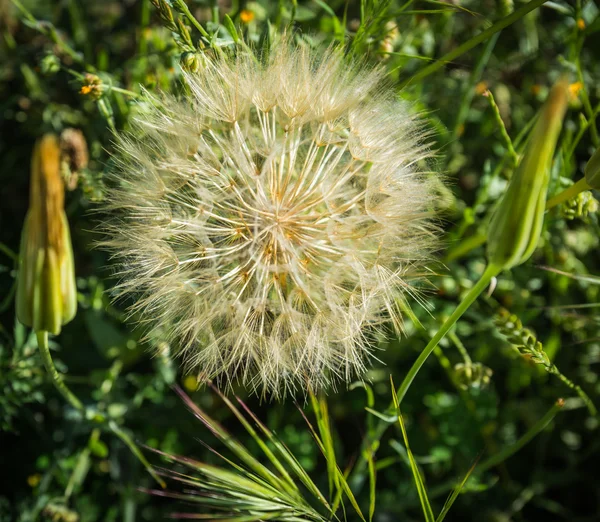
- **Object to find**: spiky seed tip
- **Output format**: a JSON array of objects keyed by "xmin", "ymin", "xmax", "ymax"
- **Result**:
[{"xmin": 100, "ymin": 38, "xmax": 440, "ymax": 398}]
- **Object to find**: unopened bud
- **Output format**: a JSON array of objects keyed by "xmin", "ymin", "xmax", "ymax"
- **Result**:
[
  {"xmin": 487, "ymin": 78, "xmax": 569, "ymax": 270},
  {"xmin": 16, "ymin": 135, "xmax": 77, "ymax": 335},
  {"xmin": 40, "ymin": 54, "xmax": 61, "ymax": 75},
  {"xmin": 180, "ymin": 51, "xmax": 201, "ymax": 73}
]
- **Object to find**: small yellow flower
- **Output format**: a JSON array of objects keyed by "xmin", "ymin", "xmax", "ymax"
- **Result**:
[
  {"xmin": 577, "ymin": 18, "xmax": 585, "ymax": 30},
  {"xmin": 79, "ymin": 73, "xmax": 102, "ymax": 99},
  {"xmin": 568, "ymin": 81, "xmax": 583, "ymax": 100},
  {"xmin": 240, "ymin": 9, "xmax": 254, "ymax": 23},
  {"xmin": 475, "ymin": 81, "xmax": 488, "ymax": 95}
]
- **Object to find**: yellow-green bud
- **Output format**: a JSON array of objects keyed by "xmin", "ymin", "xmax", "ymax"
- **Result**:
[
  {"xmin": 180, "ymin": 51, "xmax": 201, "ymax": 73},
  {"xmin": 40, "ymin": 54, "xmax": 61, "ymax": 75},
  {"xmin": 16, "ymin": 135, "xmax": 77, "ymax": 335},
  {"xmin": 584, "ymin": 145, "xmax": 600, "ymax": 189},
  {"xmin": 486, "ymin": 78, "xmax": 569, "ymax": 270}
]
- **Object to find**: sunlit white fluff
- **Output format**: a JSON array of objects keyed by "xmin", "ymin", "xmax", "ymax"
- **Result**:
[{"xmin": 101, "ymin": 40, "xmax": 439, "ymax": 397}]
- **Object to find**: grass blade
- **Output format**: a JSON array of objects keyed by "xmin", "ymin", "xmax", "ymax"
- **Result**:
[
  {"xmin": 435, "ymin": 459, "xmax": 478, "ymax": 522},
  {"xmin": 391, "ymin": 377, "xmax": 435, "ymax": 522},
  {"xmin": 305, "ymin": 392, "xmax": 366, "ymax": 522}
]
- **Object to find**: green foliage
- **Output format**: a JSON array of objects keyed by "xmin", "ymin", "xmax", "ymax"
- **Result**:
[
  {"xmin": 2, "ymin": 0, "xmax": 600, "ymax": 521},
  {"xmin": 0, "ymin": 323, "xmax": 44, "ymax": 431}
]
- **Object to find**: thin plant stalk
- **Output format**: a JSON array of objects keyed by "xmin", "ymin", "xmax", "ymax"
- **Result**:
[
  {"xmin": 37, "ymin": 331, "xmax": 84, "ymax": 412},
  {"xmin": 426, "ymin": 398, "xmax": 567, "ymax": 501},
  {"xmin": 394, "ymin": 262, "xmax": 501, "ymax": 404},
  {"xmin": 36, "ymin": 331, "xmax": 165, "ymax": 488},
  {"xmin": 350, "ymin": 263, "xmax": 501, "ymax": 490},
  {"xmin": 545, "ymin": 177, "xmax": 590, "ymax": 210},
  {"xmin": 485, "ymin": 89, "xmax": 519, "ymax": 167},
  {"xmin": 477, "ymin": 399, "xmax": 564, "ymax": 473}
]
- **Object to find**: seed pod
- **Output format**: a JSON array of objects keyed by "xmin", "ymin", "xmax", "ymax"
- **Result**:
[
  {"xmin": 16, "ymin": 134, "xmax": 77, "ymax": 335},
  {"xmin": 487, "ymin": 78, "xmax": 569, "ymax": 270},
  {"xmin": 584, "ymin": 145, "xmax": 600, "ymax": 189}
]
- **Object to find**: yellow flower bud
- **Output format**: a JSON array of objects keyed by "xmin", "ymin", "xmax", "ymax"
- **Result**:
[
  {"xmin": 16, "ymin": 134, "xmax": 77, "ymax": 335},
  {"xmin": 487, "ymin": 78, "xmax": 569, "ymax": 270}
]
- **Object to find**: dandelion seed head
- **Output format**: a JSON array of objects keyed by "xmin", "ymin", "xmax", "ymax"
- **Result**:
[{"xmin": 101, "ymin": 40, "xmax": 440, "ymax": 398}]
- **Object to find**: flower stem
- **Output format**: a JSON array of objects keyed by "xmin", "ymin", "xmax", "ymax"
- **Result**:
[
  {"xmin": 37, "ymin": 331, "xmax": 85, "ymax": 412},
  {"xmin": 36, "ymin": 330, "xmax": 165, "ymax": 488},
  {"xmin": 551, "ymin": 367, "xmax": 597, "ymax": 416},
  {"xmin": 108, "ymin": 420, "xmax": 166, "ymax": 488},
  {"xmin": 445, "ymin": 233, "xmax": 487, "ymax": 262},
  {"xmin": 350, "ymin": 263, "xmax": 501, "ymax": 491},
  {"xmin": 485, "ymin": 89, "xmax": 519, "ymax": 167},
  {"xmin": 545, "ymin": 177, "xmax": 590, "ymax": 210},
  {"xmin": 12, "ymin": 0, "xmax": 85, "ymax": 66},
  {"xmin": 426, "ymin": 398, "xmax": 566, "ymax": 500},
  {"xmin": 394, "ymin": 263, "xmax": 501, "ymax": 404},
  {"xmin": 172, "ymin": 0, "xmax": 210, "ymax": 39}
]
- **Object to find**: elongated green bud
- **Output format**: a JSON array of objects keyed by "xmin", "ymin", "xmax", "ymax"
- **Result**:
[
  {"xmin": 16, "ymin": 134, "xmax": 77, "ymax": 335},
  {"xmin": 487, "ymin": 78, "xmax": 569, "ymax": 270}
]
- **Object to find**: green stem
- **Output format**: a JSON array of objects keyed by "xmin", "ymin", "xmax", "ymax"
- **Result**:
[
  {"xmin": 173, "ymin": 0, "xmax": 210, "ymax": 39},
  {"xmin": 445, "ymin": 233, "xmax": 487, "ymax": 262},
  {"xmin": 427, "ymin": 398, "xmax": 566, "ymax": 500},
  {"xmin": 551, "ymin": 368, "xmax": 597, "ymax": 416},
  {"xmin": 399, "ymin": 0, "xmax": 548, "ymax": 89},
  {"xmin": 0, "ymin": 242, "xmax": 18, "ymax": 262},
  {"xmin": 12, "ymin": 0, "xmax": 85, "ymax": 66},
  {"xmin": 478, "ymin": 399, "xmax": 564, "ymax": 473},
  {"xmin": 576, "ymin": 63, "xmax": 599, "ymax": 147},
  {"xmin": 37, "ymin": 331, "xmax": 85, "ymax": 413},
  {"xmin": 36, "ymin": 330, "xmax": 165, "ymax": 488},
  {"xmin": 350, "ymin": 264, "xmax": 501, "ymax": 491},
  {"xmin": 108, "ymin": 421, "xmax": 166, "ymax": 488},
  {"xmin": 109, "ymin": 86, "xmax": 141, "ymax": 98},
  {"xmin": 449, "ymin": 331, "xmax": 472, "ymax": 365},
  {"xmin": 485, "ymin": 89, "xmax": 519, "ymax": 167},
  {"xmin": 545, "ymin": 177, "xmax": 591, "ymax": 210},
  {"xmin": 139, "ymin": 0, "xmax": 150, "ymax": 56},
  {"xmin": 65, "ymin": 429, "xmax": 98, "ymax": 499},
  {"xmin": 394, "ymin": 263, "xmax": 501, "ymax": 404}
]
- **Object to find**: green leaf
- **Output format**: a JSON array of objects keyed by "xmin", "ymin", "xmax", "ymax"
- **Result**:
[{"xmin": 223, "ymin": 14, "xmax": 239, "ymax": 43}]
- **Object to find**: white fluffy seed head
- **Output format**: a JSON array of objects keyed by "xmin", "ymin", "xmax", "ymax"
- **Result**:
[{"xmin": 101, "ymin": 39, "xmax": 440, "ymax": 398}]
